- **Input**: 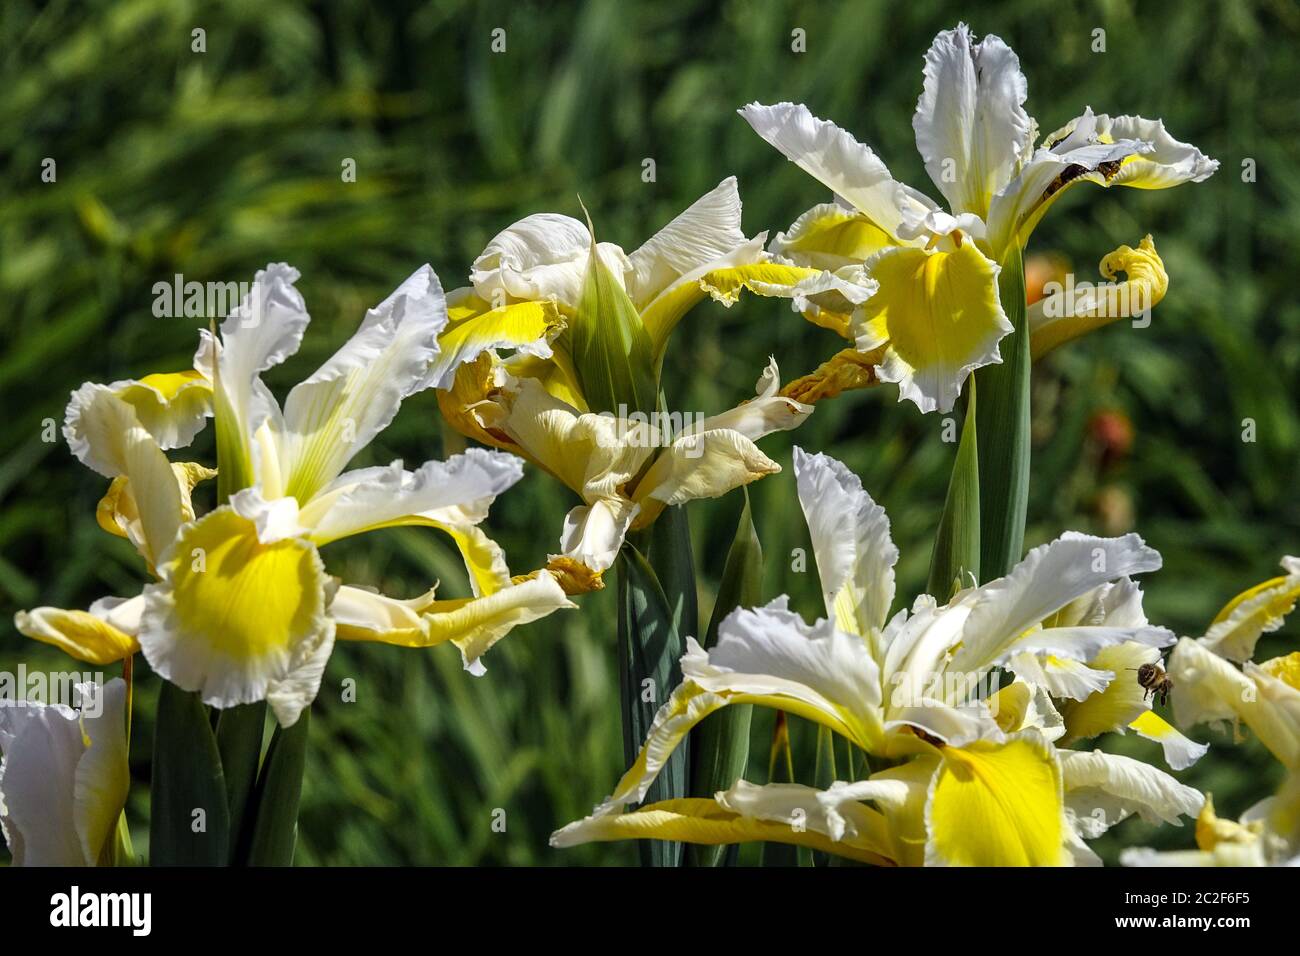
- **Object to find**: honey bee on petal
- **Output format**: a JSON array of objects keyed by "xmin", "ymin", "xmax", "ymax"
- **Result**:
[{"xmin": 1131, "ymin": 662, "xmax": 1174, "ymax": 707}]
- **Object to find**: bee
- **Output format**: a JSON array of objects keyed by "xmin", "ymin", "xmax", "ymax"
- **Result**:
[{"xmin": 1130, "ymin": 662, "xmax": 1173, "ymax": 706}]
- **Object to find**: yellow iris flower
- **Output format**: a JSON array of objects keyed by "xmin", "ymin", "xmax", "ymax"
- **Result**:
[
  {"xmin": 552, "ymin": 448, "xmax": 1203, "ymax": 865},
  {"xmin": 435, "ymin": 178, "xmax": 825, "ymax": 575},
  {"xmin": 739, "ymin": 23, "xmax": 1215, "ymax": 412},
  {"xmin": 16, "ymin": 263, "xmax": 574, "ymax": 726},
  {"xmin": 1124, "ymin": 557, "xmax": 1300, "ymax": 866}
]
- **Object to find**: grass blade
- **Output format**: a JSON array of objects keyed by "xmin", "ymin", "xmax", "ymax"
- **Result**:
[
  {"xmin": 215, "ymin": 701, "xmax": 267, "ymax": 863},
  {"xmin": 616, "ymin": 541, "xmax": 686, "ymax": 866},
  {"xmin": 687, "ymin": 489, "xmax": 761, "ymax": 866},
  {"xmin": 244, "ymin": 709, "xmax": 311, "ymax": 866}
]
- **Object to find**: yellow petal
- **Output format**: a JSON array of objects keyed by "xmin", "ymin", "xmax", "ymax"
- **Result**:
[
  {"xmin": 779, "ymin": 346, "xmax": 886, "ymax": 405},
  {"xmin": 1029, "ymin": 236, "xmax": 1168, "ymax": 360},
  {"xmin": 1129, "ymin": 710, "xmax": 1209, "ymax": 770},
  {"xmin": 504, "ymin": 349, "xmax": 588, "ymax": 411},
  {"xmin": 550, "ymin": 796, "xmax": 894, "ymax": 865},
  {"xmin": 65, "ymin": 385, "xmax": 186, "ymax": 564},
  {"xmin": 429, "ymin": 294, "xmax": 564, "ymax": 390},
  {"xmin": 114, "ymin": 370, "xmax": 213, "ymax": 450},
  {"xmin": 1195, "ymin": 794, "xmax": 1258, "ymax": 852},
  {"xmin": 1169, "ymin": 637, "xmax": 1300, "ymax": 770},
  {"xmin": 770, "ymin": 203, "xmax": 899, "ymax": 269},
  {"xmin": 139, "ymin": 506, "xmax": 332, "ymax": 725},
  {"xmin": 1259, "ymin": 652, "xmax": 1300, "ymax": 691},
  {"xmin": 435, "ymin": 353, "xmax": 523, "ymax": 454},
  {"xmin": 854, "ymin": 242, "xmax": 1011, "ymax": 414},
  {"xmin": 640, "ymin": 260, "xmax": 864, "ymax": 359},
  {"xmin": 589, "ymin": 610, "xmax": 885, "ymax": 821},
  {"xmin": 1059, "ymin": 641, "xmax": 1158, "ymax": 741},
  {"xmin": 333, "ymin": 573, "xmax": 575, "ymax": 675},
  {"xmin": 430, "ymin": 571, "xmax": 575, "ymax": 675},
  {"xmin": 14, "ymin": 603, "xmax": 141, "ymax": 665},
  {"xmin": 96, "ymin": 461, "xmax": 216, "ymax": 567},
  {"xmin": 330, "ymin": 584, "xmax": 438, "ymax": 644},
  {"xmin": 431, "ymin": 521, "xmax": 513, "ymax": 600},
  {"xmin": 926, "ymin": 733, "xmax": 1067, "ymax": 866},
  {"xmin": 1201, "ymin": 564, "xmax": 1300, "ymax": 663}
]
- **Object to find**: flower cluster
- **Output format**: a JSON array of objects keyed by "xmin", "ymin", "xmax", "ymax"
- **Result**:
[{"xmin": 8, "ymin": 23, "xmax": 1283, "ymax": 872}]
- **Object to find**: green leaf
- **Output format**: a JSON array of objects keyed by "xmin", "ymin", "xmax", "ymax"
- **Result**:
[
  {"xmin": 687, "ymin": 489, "xmax": 761, "ymax": 867},
  {"xmin": 760, "ymin": 711, "xmax": 800, "ymax": 867},
  {"xmin": 645, "ymin": 502, "xmax": 699, "ymax": 643},
  {"xmin": 927, "ymin": 380, "xmax": 980, "ymax": 598},
  {"xmin": 149, "ymin": 681, "xmax": 230, "ymax": 866},
  {"xmin": 244, "ymin": 708, "xmax": 311, "ymax": 866},
  {"xmin": 974, "ymin": 244, "xmax": 1029, "ymax": 582},
  {"xmin": 811, "ymin": 725, "xmax": 838, "ymax": 867},
  {"xmin": 216, "ymin": 701, "xmax": 267, "ymax": 863},
  {"xmin": 569, "ymin": 213, "xmax": 658, "ymax": 415},
  {"xmin": 616, "ymin": 541, "xmax": 686, "ymax": 867}
]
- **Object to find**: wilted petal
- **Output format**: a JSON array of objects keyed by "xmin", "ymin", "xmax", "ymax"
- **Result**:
[
  {"xmin": 14, "ymin": 596, "xmax": 143, "ymax": 666},
  {"xmin": 1029, "ymin": 236, "xmax": 1168, "ymax": 359},
  {"xmin": 1199, "ymin": 557, "xmax": 1300, "ymax": 663},
  {"xmin": 1169, "ymin": 638, "xmax": 1300, "ymax": 770},
  {"xmin": 550, "ymin": 794, "xmax": 893, "ymax": 865},
  {"xmin": 556, "ymin": 498, "xmax": 640, "ymax": 573}
]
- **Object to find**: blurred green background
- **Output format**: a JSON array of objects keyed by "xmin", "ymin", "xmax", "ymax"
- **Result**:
[{"xmin": 2, "ymin": 0, "xmax": 1297, "ymax": 865}]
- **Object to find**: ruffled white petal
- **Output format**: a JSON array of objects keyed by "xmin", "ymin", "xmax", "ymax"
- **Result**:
[
  {"xmin": 912, "ymin": 23, "xmax": 1031, "ymax": 216},
  {"xmin": 626, "ymin": 177, "xmax": 748, "ymax": 307},
  {"xmin": 301, "ymin": 448, "xmax": 524, "ymax": 546},
  {"xmin": 738, "ymin": 102, "xmax": 932, "ymax": 238},
  {"xmin": 1060, "ymin": 748, "xmax": 1203, "ymax": 835},
  {"xmin": 792, "ymin": 447, "xmax": 898, "ymax": 648},
  {"xmin": 279, "ymin": 264, "xmax": 449, "ymax": 501},
  {"xmin": 950, "ymin": 532, "xmax": 1165, "ymax": 672},
  {"xmin": 470, "ymin": 213, "xmax": 630, "ymax": 310}
]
